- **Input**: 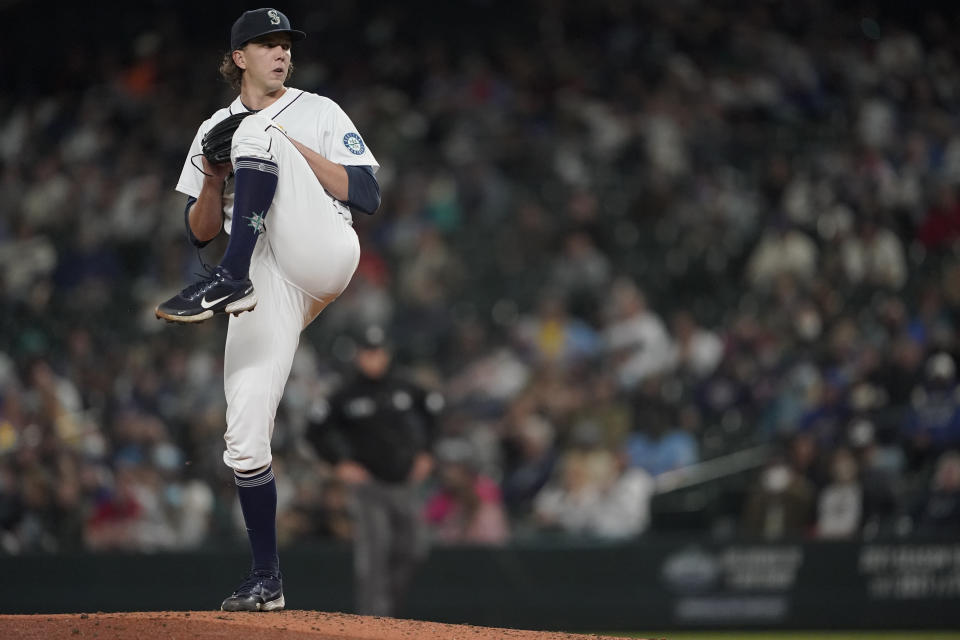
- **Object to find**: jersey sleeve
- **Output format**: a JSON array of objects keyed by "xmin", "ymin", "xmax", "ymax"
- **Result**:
[
  {"xmin": 320, "ymin": 101, "xmax": 379, "ymax": 171},
  {"xmin": 175, "ymin": 124, "xmax": 207, "ymax": 198}
]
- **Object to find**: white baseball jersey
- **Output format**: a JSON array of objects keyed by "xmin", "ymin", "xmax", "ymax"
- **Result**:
[
  {"xmin": 176, "ymin": 88, "xmax": 379, "ymax": 229},
  {"xmin": 176, "ymin": 88, "xmax": 376, "ymax": 473}
]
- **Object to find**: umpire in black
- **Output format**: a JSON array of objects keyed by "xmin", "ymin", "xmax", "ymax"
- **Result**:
[{"xmin": 305, "ymin": 325, "xmax": 443, "ymax": 617}]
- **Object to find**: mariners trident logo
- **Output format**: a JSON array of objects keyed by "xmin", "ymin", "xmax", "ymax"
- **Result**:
[
  {"xmin": 267, "ymin": 10, "xmax": 281, "ymax": 25},
  {"xmin": 248, "ymin": 211, "xmax": 266, "ymax": 234}
]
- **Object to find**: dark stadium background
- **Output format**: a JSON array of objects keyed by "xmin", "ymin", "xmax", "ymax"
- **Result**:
[{"xmin": 2, "ymin": 1, "xmax": 960, "ymax": 636}]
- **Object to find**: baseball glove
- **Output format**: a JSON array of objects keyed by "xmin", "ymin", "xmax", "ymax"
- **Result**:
[{"xmin": 201, "ymin": 112, "xmax": 253, "ymax": 165}]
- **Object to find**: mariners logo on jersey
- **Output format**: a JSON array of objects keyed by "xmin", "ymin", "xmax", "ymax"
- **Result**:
[
  {"xmin": 247, "ymin": 211, "xmax": 267, "ymax": 235},
  {"xmin": 343, "ymin": 132, "xmax": 366, "ymax": 155}
]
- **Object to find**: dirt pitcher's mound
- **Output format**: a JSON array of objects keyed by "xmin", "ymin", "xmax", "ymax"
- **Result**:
[{"xmin": 0, "ymin": 610, "xmax": 643, "ymax": 640}]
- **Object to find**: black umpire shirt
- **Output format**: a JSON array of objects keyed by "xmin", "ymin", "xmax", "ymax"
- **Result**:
[{"xmin": 305, "ymin": 368, "xmax": 443, "ymax": 484}]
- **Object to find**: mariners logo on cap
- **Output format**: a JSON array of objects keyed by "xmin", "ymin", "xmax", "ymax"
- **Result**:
[{"xmin": 343, "ymin": 132, "xmax": 365, "ymax": 155}]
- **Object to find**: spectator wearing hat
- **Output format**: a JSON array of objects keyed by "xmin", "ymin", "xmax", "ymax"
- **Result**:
[
  {"xmin": 740, "ymin": 457, "xmax": 816, "ymax": 540},
  {"xmin": 848, "ymin": 419, "xmax": 903, "ymax": 536},
  {"xmin": 913, "ymin": 451, "xmax": 960, "ymax": 535},
  {"xmin": 903, "ymin": 352, "xmax": 960, "ymax": 469},
  {"xmin": 530, "ymin": 420, "xmax": 648, "ymax": 539},
  {"xmin": 500, "ymin": 411, "xmax": 559, "ymax": 518},
  {"xmin": 815, "ymin": 447, "xmax": 863, "ymax": 539},
  {"xmin": 600, "ymin": 278, "xmax": 675, "ymax": 390},
  {"xmin": 423, "ymin": 437, "xmax": 510, "ymax": 545}
]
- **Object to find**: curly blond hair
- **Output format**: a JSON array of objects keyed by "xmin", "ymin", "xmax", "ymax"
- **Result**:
[
  {"xmin": 219, "ymin": 52, "xmax": 244, "ymax": 90},
  {"xmin": 218, "ymin": 50, "xmax": 294, "ymax": 91}
]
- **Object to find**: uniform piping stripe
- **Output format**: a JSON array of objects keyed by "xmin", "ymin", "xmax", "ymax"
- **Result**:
[
  {"xmin": 234, "ymin": 469, "xmax": 275, "ymax": 487},
  {"xmin": 271, "ymin": 90, "xmax": 303, "ymax": 122},
  {"xmin": 235, "ymin": 475, "xmax": 274, "ymax": 488},
  {"xmin": 235, "ymin": 159, "xmax": 279, "ymax": 176},
  {"xmin": 234, "ymin": 464, "xmax": 271, "ymax": 478}
]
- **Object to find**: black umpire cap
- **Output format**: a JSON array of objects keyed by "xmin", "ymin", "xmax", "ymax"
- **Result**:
[
  {"xmin": 231, "ymin": 8, "xmax": 306, "ymax": 50},
  {"xmin": 356, "ymin": 325, "xmax": 390, "ymax": 351}
]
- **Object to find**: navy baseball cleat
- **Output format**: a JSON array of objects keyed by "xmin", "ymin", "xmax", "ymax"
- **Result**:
[
  {"xmin": 155, "ymin": 265, "xmax": 257, "ymax": 323},
  {"xmin": 221, "ymin": 570, "xmax": 284, "ymax": 612}
]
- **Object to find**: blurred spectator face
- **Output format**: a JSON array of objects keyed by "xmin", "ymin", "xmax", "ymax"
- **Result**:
[
  {"xmin": 356, "ymin": 346, "xmax": 391, "ymax": 379},
  {"xmin": 942, "ymin": 263, "xmax": 960, "ymax": 308},
  {"xmin": 321, "ymin": 480, "xmax": 349, "ymax": 512},
  {"xmin": 773, "ymin": 273, "xmax": 800, "ymax": 305},
  {"xmin": 562, "ymin": 448, "xmax": 616, "ymax": 492},
  {"xmin": 438, "ymin": 461, "xmax": 474, "ymax": 495},
  {"xmin": 537, "ymin": 293, "xmax": 566, "ymax": 321},
  {"xmin": 563, "ymin": 232, "xmax": 593, "ymax": 259},
  {"xmin": 606, "ymin": 278, "xmax": 645, "ymax": 321},
  {"xmin": 933, "ymin": 453, "xmax": 960, "ymax": 492},
  {"xmin": 794, "ymin": 304, "xmax": 822, "ymax": 342},
  {"xmin": 22, "ymin": 471, "xmax": 51, "ymax": 511},
  {"xmin": 56, "ymin": 475, "xmax": 80, "ymax": 509},
  {"xmin": 934, "ymin": 183, "xmax": 957, "ymax": 210},
  {"xmin": 29, "ymin": 359, "xmax": 55, "ymax": 391},
  {"xmin": 567, "ymin": 190, "xmax": 598, "ymax": 224},
  {"xmin": 560, "ymin": 453, "xmax": 590, "ymax": 492},
  {"xmin": 454, "ymin": 318, "xmax": 487, "ymax": 357},
  {"xmin": 517, "ymin": 414, "xmax": 554, "ymax": 460},
  {"xmin": 672, "ymin": 311, "xmax": 695, "ymax": 342},
  {"xmin": 830, "ymin": 448, "xmax": 859, "ymax": 484},
  {"xmin": 829, "ymin": 317, "xmax": 859, "ymax": 363},
  {"xmin": 848, "ymin": 419, "xmax": 875, "ymax": 450},
  {"xmin": 892, "ymin": 337, "xmax": 923, "ymax": 371},
  {"xmin": 789, "ymin": 434, "xmax": 816, "ymax": 472},
  {"xmin": 925, "ymin": 352, "xmax": 955, "ymax": 389},
  {"xmin": 878, "ymin": 297, "xmax": 908, "ymax": 332},
  {"xmin": 67, "ymin": 329, "xmax": 92, "ymax": 360}
]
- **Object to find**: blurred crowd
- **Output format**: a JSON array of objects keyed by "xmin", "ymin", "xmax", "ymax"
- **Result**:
[{"xmin": 2, "ymin": 0, "xmax": 960, "ymax": 554}]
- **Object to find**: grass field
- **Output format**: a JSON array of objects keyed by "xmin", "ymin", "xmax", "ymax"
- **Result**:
[{"xmin": 602, "ymin": 632, "xmax": 960, "ymax": 640}]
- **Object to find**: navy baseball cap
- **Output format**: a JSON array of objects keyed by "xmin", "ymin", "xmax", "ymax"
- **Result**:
[{"xmin": 231, "ymin": 8, "xmax": 306, "ymax": 50}]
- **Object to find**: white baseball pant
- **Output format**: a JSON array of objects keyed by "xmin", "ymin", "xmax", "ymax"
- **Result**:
[{"xmin": 221, "ymin": 114, "xmax": 360, "ymax": 472}]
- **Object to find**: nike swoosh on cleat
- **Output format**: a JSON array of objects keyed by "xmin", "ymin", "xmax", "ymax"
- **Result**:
[{"xmin": 201, "ymin": 294, "xmax": 232, "ymax": 309}]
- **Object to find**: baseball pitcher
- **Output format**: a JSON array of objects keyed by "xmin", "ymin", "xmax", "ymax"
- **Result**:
[{"xmin": 156, "ymin": 8, "xmax": 380, "ymax": 612}]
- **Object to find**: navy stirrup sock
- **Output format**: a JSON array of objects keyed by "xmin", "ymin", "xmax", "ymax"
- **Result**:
[
  {"xmin": 235, "ymin": 465, "xmax": 279, "ymax": 576},
  {"xmin": 221, "ymin": 157, "xmax": 278, "ymax": 279}
]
